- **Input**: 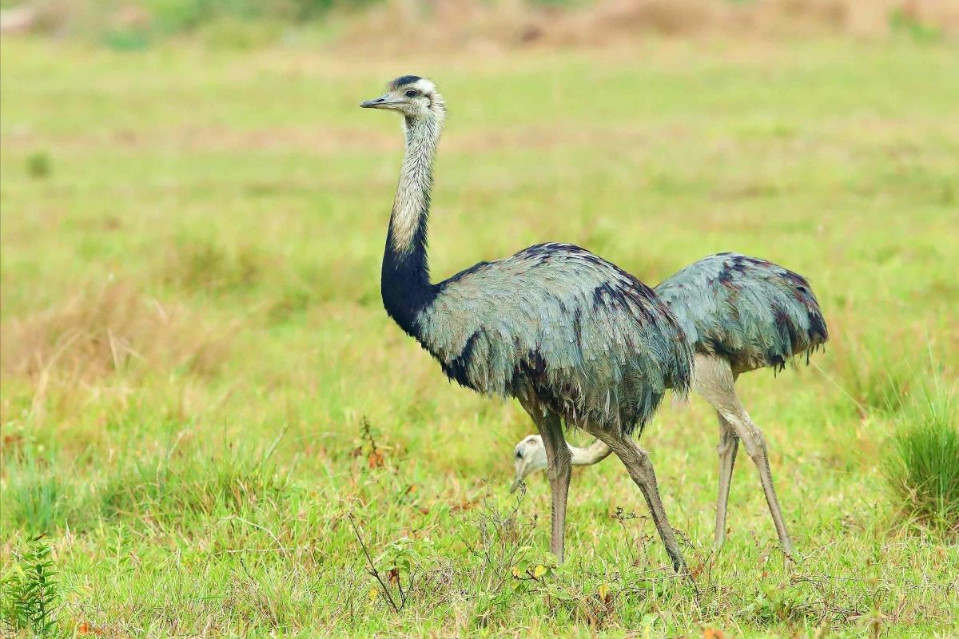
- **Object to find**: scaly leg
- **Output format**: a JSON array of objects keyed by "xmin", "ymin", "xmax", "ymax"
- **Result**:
[
  {"xmin": 714, "ymin": 412, "xmax": 739, "ymax": 549},
  {"xmin": 694, "ymin": 355, "xmax": 794, "ymax": 555},
  {"xmin": 733, "ymin": 413, "xmax": 794, "ymax": 555},
  {"xmin": 525, "ymin": 407, "xmax": 571, "ymax": 562},
  {"xmin": 587, "ymin": 425, "xmax": 687, "ymax": 574}
]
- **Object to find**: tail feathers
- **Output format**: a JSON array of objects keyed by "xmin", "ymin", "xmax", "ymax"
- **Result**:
[{"xmin": 656, "ymin": 253, "xmax": 829, "ymax": 374}]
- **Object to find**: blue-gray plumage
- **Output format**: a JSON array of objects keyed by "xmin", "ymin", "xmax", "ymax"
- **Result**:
[
  {"xmin": 510, "ymin": 253, "xmax": 830, "ymax": 556},
  {"xmin": 421, "ymin": 243, "xmax": 692, "ymax": 435},
  {"xmin": 362, "ymin": 76, "xmax": 693, "ymax": 572},
  {"xmin": 655, "ymin": 252, "xmax": 828, "ymax": 374}
]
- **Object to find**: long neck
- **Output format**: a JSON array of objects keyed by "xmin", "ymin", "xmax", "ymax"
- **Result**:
[
  {"xmin": 381, "ymin": 112, "xmax": 442, "ymax": 335},
  {"xmin": 569, "ymin": 439, "xmax": 613, "ymax": 466}
]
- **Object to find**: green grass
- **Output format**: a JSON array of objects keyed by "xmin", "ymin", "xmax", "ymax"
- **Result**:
[
  {"xmin": 1, "ymin": 535, "xmax": 61, "ymax": 637},
  {"xmin": 883, "ymin": 384, "xmax": 959, "ymax": 532},
  {"xmin": 2, "ymin": 36, "xmax": 958, "ymax": 637}
]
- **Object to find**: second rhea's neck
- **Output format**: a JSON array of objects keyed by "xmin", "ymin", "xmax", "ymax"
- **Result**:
[
  {"xmin": 570, "ymin": 440, "xmax": 612, "ymax": 465},
  {"xmin": 381, "ymin": 112, "xmax": 443, "ymax": 334}
]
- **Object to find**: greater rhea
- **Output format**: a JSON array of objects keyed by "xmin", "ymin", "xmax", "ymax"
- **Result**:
[
  {"xmin": 512, "ymin": 253, "xmax": 829, "ymax": 554},
  {"xmin": 361, "ymin": 76, "xmax": 694, "ymax": 571}
]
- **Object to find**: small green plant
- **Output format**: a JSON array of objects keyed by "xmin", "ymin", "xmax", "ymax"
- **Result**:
[
  {"xmin": 348, "ymin": 513, "xmax": 423, "ymax": 613},
  {"xmin": 0, "ymin": 536, "xmax": 62, "ymax": 637},
  {"xmin": 883, "ymin": 385, "xmax": 959, "ymax": 533},
  {"xmin": 26, "ymin": 152, "xmax": 51, "ymax": 179}
]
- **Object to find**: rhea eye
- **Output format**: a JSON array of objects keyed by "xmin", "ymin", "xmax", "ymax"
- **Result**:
[
  {"xmin": 405, "ymin": 90, "xmax": 418, "ymax": 98},
  {"xmin": 515, "ymin": 450, "xmax": 523, "ymax": 459}
]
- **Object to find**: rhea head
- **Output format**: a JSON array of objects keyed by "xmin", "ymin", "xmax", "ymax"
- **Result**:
[
  {"xmin": 360, "ymin": 75, "xmax": 445, "ymax": 122},
  {"xmin": 510, "ymin": 435, "xmax": 547, "ymax": 494}
]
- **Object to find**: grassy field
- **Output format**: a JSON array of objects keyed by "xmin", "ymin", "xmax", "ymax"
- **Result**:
[{"xmin": 1, "ymin": 35, "xmax": 958, "ymax": 637}]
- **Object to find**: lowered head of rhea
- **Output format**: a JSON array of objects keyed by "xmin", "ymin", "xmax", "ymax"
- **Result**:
[
  {"xmin": 360, "ymin": 75, "xmax": 445, "ymax": 123},
  {"xmin": 510, "ymin": 435, "xmax": 548, "ymax": 494}
]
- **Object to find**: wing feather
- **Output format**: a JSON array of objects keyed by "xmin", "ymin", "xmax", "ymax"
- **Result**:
[{"xmin": 415, "ymin": 243, "xmax": 692, "ymax": 434}]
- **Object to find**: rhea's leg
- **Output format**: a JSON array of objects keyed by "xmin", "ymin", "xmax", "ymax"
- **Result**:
[
  {"xmin": 587, "ymin": 425, "xmax": 687, "ymax": 573},
  {"xmin": 527, "ymin": 409, "xmax": 571, "ymax": 562},
  {"xmin": 693, "ymin": 355, "xmax": 793, "ymax": 555},
  {"xmin": 714, "ymin": 412, "xmax": 739, "ymax": 549},
  {"xmin": 733, "ymin": 413, "xmax": 794, "ymax": 555}
]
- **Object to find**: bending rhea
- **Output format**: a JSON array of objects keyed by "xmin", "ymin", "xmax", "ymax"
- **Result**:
[
  {"xmin": 361, "ymin": 76, "xmax": 694, "ymax": 571},
  {"xmin": 511, "ymin": 253, "xmax": 828, "ymax": 554}
]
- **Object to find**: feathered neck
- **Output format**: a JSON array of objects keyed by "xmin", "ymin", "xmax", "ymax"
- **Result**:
[
  {"xmin": 570, "ymin": 439, "xmax": 612, "ymax": 465},
  {"xmin": 381, "ymin": 103, "xmax": 445, "ymax": 335}
]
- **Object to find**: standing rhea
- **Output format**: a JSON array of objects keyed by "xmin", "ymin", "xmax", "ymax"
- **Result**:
[
  {"xmin": 361, "ymin": 76, "xmax": 694, "ymax": 571},
  {"xmin": 512, "ymin": 253, "xmax": 829, "ymax": 554}
]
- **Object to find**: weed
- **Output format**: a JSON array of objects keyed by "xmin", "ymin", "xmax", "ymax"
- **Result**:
[
  {"xmin": 0, "ymin": 536, "xmax": 62, "ymax": 638},
  {"xmin": 348, "ymin": 513, "xmax": 421, "ymax": 613},
  {"xmin": 883, "ymin": 385, "xmax": 959, "ymax": 534},
  {"xmin": 353, "ymin": 417, "xmax": 386, "ymax": 469}
]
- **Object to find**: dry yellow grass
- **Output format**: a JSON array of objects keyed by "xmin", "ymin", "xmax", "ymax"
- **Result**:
[{"xmin": 0, "ymin": 282, "xmax": 232, "ymax": 405}]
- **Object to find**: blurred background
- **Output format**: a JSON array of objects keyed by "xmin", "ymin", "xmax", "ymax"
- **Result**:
[
  {"xmin": 1, "ymin": 1, "xmax": 957, "ymax": 636},
  {"xmin": 2, "ymin": 0, "xmax": 958, "ymax": 47}
]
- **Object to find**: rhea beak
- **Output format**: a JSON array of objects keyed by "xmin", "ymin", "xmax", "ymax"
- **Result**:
[
  {"xmin": 360, "ymin": 94, "xmax": 404, "ymax": 110},
  {"xmin": 510, "ymin": 459, "xmax": 526, "ymax": 494}
]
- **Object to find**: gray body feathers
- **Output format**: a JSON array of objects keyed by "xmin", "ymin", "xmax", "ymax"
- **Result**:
[
  {"xmin": 654, "ymin": 253, "xmax": 828, "ymax": 375},
  {"xmin": 416, "ymin": 243, "xmax": 693, "ymax": 435}
]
